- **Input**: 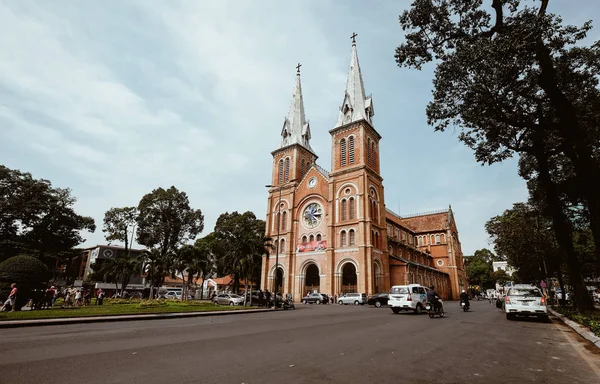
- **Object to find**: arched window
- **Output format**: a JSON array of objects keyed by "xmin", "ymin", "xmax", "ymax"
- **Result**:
[
  {"xmin": 281, "ymin": 211, "xmax": 287, "ymax": 231},
  {"xmin": 418, "ymin": 236, "xmax": 423, "ymax": 246},
  {"xmin": 367, "ymin": 138, "xmax": 372, "ymax": 165},
  {"xmin": 301, "ymin": 159, "xmax": 305, "ymax": 178},
  {"xmin": 340, "ymin": 138, "xmax": 347, "ymax": 167},
  {"xmin": 349, "ymin": 197, "xmax": 355, "ymax": 219},
  {"xmin": 371, "ymin": 230, "xmax": 375, "ymax": 246},
  {"xmin": 316, "ymin": 234, "xmax": 322, "ymax": 241},
  {"xmin": 369, "ymin": 199, "xmax": 374, "ymax": 220},
  {"xmin": 284, "ymin": 157, "xmax": 290, "ymax": 182},
  {"xmin": 430, "ymin": 235, "xmax": 435, "ymax": 244},
  {"xmin": 280, "ymin": 238, "xmax": 285, "ymax": 253},
  {"xmin": 348, "ymin": 136, "xmax": 355, "ymax": 164},
  {"xmin": 341, "ymin": 199, "xmax": 347, "ymax": 221},
  {"xmin": 309, "ymin": 234, "xmax": 314, "ymax": 242},
  {"xmin": 349, "ymin": 229, "xmax": 355, "ymax": 246},
  {"xmin": 302, "ymin": 235, "xmax": 307, "ymax": 243},
  {"xmin": 372, "ymin": 201, "xmax": 377, "ymax": 223},
  {"xmin": 375, "ymin": 232, "xmax": 379, "ymax": 249},
  {"xmin": 341, "ymin": 231, "xmax": 347, "ymax": 247},
  {"xmin": 371, "ymin": 142, "xmax": 376, "ymax": 167},
  {"xmin": 440, "ymin": 234, "xmax": 445, "ymax": 243},
  {"xmin": 435, "ymin": 234, "xmax": 440, "ymax": 244},
  {"xmin": 278, "ymin": 159, "xmax": 284, "ymax": 184}
]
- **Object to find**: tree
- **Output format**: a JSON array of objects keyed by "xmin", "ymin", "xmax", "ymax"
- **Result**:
[
  {"xmin": 136, "ymin": 187, "xmax": 204, "ymax": 295},
  {"xmin": 0, "ymin": 255, "xmax": 49, "ymax": 310},
  {"xmin": 213, "ymin": 211, "xmax": 266, "ymax": 302},
  {"xmin": 486, "ymin": 203, "xmax": 558, "ymax": 283},
  {"xmin": 90, "ymin": 254, "xmax": 143, "ymax": 296},
  {"xmin": 171, "ymin": 242, "xmax": 214, "ymax": 300},
  {"xmin": 193, "ymin": 234, "xmax": 216, "ymax": 300},
  {"xmin": 394, "ymin": 0, "xmax": 598, "ymax": 310},
  {"xmin": 492, "ymin": 269, "xmax": 510, "ymax": 289},
  {"xmin": 0, "ymin": 165, "xmax": 96, "ymax": 264},
  {"xmin": 465, "ymin": 248, "xmax": 494, "ymax": 290},
  {"xmin": 103, "ymin": 207, "xmax": 138, "ymax": 254}
]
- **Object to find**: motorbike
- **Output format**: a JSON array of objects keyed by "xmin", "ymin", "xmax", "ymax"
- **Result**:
[
  {"xmin": 460, "ymin": 300, "xmax": 470, "ymax": 312},
  {"xmin": 278, "ymin": 294, "xmax": 296, "ymax": 310},
  {"xmin": 426, "ymin": 297, "xmax": 444, "ymax": 318}
]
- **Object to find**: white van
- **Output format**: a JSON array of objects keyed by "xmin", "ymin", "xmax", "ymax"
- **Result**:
[{"xmin": 388, "ymin": 284, "xmax": 429, "ymax": 314}]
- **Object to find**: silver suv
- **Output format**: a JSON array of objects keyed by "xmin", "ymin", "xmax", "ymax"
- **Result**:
[{"xmin": 337, "ymin": 293, "xmax": 367, "ymax": 305}]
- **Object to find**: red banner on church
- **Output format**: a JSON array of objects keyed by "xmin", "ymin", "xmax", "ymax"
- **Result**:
[{"xmin": 297, "ymin": 240, "xmax": 327, "ymax": 252}]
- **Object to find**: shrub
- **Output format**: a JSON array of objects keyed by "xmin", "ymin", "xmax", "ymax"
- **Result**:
[
  {"xmin": 553, "ymin": 306, "xmax": 600, "ymax": 337},
  {"xmin": 138, "ymin": 299, "xmax": 168, "ymax": 308},
  {"xmin": 0, "ymin": 255, "xmax": 49, "ymax": 310}
]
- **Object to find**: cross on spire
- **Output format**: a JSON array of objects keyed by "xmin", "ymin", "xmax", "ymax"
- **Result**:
[
  {"xmin": 296, "ymin": 62, "xmax": 302, "ymax": 75},
  {"xmin": 351, "ymin": 32, "xmax": 358, "ymax": 44}
]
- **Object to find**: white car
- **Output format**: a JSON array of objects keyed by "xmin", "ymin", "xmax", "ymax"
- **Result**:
[
  {"xmin": 213, "ymin": 293, "xmax": 245, "ymax": 306},
  {"xmin": 337, "ymin": 293, "xmax": 367, "ymax": 305},
  {"xmin": 504, "ymin": 285, "xmax": 548, "ymax": 321},
  {"xmin": 388, "ymin": 284, "xmax": 429, "ymax": 314}
]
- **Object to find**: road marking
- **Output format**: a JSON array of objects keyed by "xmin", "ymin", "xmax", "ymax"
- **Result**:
[{"xmin": 553, "ymin": 321, "xmax": 600, "ymax": 378}]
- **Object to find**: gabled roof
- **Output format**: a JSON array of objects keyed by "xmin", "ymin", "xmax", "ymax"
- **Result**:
[{"xmin": 400, "ymin": 211, "xmax": 449, "ymax": 233}]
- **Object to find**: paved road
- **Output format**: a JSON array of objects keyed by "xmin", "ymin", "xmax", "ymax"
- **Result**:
[{"xmin": 1, "ymin": 301, "xmax": 599, "ymax": 384}]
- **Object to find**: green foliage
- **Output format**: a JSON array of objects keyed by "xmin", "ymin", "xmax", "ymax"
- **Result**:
[
  {"xmin": 137, "ymin": 299, "xmax": 168, "ymax": 308},
  {"xmin": 90, "ymin": 254, "xmax": 144, "ymax": 296},
  {"xmin": 103, "ymin": 207, "xmax": 137, "ymax": 250},
  {"xmin": 486, "ymin": 203, "xmax": 556, "ymax": 282},
  {"xmin": 0, "ymin": 255, "xmax": 49, "ymax": 284},
  {"xmin": 395, "ymin": 0, "xmax": 599, "ymax": 312},
  {"xmin": 553, "ymin": 306, "xmax": 600, "ymax": 337},
  {"xmin": 0, "ymin": 165, "xmax": 96, "ymax": 263},
  {"xmin": 465, "ymin": 248, "xmax": 494, "ymax": 289},
  {"xmin": 136, "ymin": 186, "xmax": 204, "ymax": 288},
  {"xmin": 0, "ymin": 255, "xmax": 49, "ymax": 310},
  {"xmin": 492, "ymin": 269, "xmax": 509, "ymax": 287},
  {"xmin": 213, "ymin": 211, "xmax": 266, "ymax": 293}
]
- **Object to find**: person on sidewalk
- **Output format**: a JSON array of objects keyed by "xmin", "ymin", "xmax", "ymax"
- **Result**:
[{"xmin": 1, "ymin": 283, "xmax": 18, "ymax": 312}]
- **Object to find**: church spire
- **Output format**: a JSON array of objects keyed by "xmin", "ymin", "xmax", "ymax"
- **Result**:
[
  {"xmin": 334, "ymin": 32, "xmax": 374, "ymax": 129},
  {"xmin": 280, "ymin": 64, "xmax": 313, "ymax": 152}
]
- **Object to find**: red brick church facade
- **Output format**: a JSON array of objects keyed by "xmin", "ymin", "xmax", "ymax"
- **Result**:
[{"xmin": 261, "ymin": 37, "xmax": 467, "ymax": 300}]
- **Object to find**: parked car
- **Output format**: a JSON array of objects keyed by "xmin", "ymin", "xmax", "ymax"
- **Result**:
[
  {"xmin": 367, "ymin": 293, "xmax": 389, "ymax": 307},
  {"xmin": 504, "ymin": 284, "xmax": 548, "ymax": 321},
  {"xmin": 302, "ymin": 293, "xmax": 328, "ymax": 304},
  {"xmin": 388, "ymin": 284, "xmax": 429, "ymax": 314},
  {"xmin": 337, "ymin": 293, "xmax": 367, "ymax": 305},
  {"xmin": 213, "ymin": 293, "xmax": 245, "ymax": 306}
]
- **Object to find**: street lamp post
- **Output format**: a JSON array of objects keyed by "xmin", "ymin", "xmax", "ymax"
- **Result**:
[{"xmin": 265, "ymin": 179, "xmax": 296, "ymax": 308}]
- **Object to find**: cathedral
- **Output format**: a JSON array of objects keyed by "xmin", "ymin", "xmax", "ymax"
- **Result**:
[{"xmin": 261, "ymin": 36, "xmax": 468, "ymax": 301}]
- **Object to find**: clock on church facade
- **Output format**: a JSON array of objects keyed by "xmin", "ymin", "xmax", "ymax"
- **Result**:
[{"xmin": 262, "ymin": 35, "xmax": 467, "ymax": 302}]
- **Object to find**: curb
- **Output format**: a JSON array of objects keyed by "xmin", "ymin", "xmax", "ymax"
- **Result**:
[
  {"xmin": 548, "ymin": 307, "xmax": 600, "ymax": 349},
  {"xmin": 0, "ymin": 308, "xmax": 276, "ymax": 329}
]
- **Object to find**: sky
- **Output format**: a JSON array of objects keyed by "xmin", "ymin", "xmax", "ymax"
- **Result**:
[{"xmin": 1, "ymin": 0, "xmax": 598, "ymax": 255}]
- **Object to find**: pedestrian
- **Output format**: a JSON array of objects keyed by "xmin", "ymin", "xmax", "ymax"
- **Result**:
[
  {"xmin": 75, "ymin": 289, "xmax": 83, "ymax": 306},
  {"xmin": 1, "ymin": 283, "xmax": 18, "ymax": 312},
  {"xmin": 96, "ymin": 289, "xmax": 104, "ymax": 305},
  {"xmin": 44, "ymin": 286, "xmax": 55, "ymax": 308},
  {"xmin": 52, "ymin": 286, "xmax": 59, "ymax": 307},
  {"xmin": 265, "ymin": 290, "xmax": 272, "ymax": 308}
]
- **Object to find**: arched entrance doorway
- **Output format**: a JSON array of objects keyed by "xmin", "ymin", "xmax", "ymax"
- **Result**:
[
  {"xmin": 373, "ymin": 262, "xmax": 382, "ymax": 293},
  {"xmin": 274, "ymin": 267, "xmax": 284, "ymax": 294},
  {"xmin": 304, "ymin": 264, "xmax": 320, "ymax": 296},
  {"xmin": 341, "ymin": 263, "xmax": 357, "ymax": 294}
]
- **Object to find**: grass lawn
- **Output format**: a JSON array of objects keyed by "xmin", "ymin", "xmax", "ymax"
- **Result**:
[{"xmin": 0, "ymin": 299, "xmax": 256, "ymax": 321}]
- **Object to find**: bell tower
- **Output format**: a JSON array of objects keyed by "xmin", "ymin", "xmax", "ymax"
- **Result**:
[{"xmin": 328, "ymin": 33, "xmax": 389, "ymax": 294}]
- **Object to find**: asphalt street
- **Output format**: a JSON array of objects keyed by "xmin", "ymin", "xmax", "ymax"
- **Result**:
[{"xmin": 1, "ymin": 300, "xmax": 599, "ymax": 384}]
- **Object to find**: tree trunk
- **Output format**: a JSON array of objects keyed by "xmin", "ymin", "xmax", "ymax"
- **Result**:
[
  {"xmin": 533, "ymin": 136, "xmax": 595, "ymax": 311},
  {"xmin": 121, "ymin": 276, "xmax": 131, "ymax": 297},
  {"xmin": 535, "ymin": 37, "xmax": 600, "ymax": 277}
]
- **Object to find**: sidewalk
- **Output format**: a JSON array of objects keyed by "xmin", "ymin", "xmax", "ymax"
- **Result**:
[
  {"xmin": 0, "ymin": 307, "xmax": 275, "ymax": 328},
  {"xmin": 548, "ymin": 307, "xmax": 600, "ymax": 349}
]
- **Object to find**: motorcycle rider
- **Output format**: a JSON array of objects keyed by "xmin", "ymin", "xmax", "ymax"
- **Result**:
[
  {"xmin": 459, "ymin": 290, "xmax": 470, "ymax": 309},
  {"xmin": 427, "ymin": 286, "xmax": 441, "ymax": 311}
]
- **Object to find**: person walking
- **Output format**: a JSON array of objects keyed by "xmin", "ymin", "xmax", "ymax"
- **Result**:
[{"xmin": 1, "ymin": 283, "xmax": 18, "ymax": 312}]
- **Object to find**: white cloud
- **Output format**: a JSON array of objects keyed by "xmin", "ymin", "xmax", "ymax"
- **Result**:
[{"xmin": 2, "ymin": 0, "xmax": 594, "ymax": 254}]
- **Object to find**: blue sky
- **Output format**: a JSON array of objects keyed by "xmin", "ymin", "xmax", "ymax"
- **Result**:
[{"xmin": 1, "ymin": 0, "xmax": 598, "ymax": 255}]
